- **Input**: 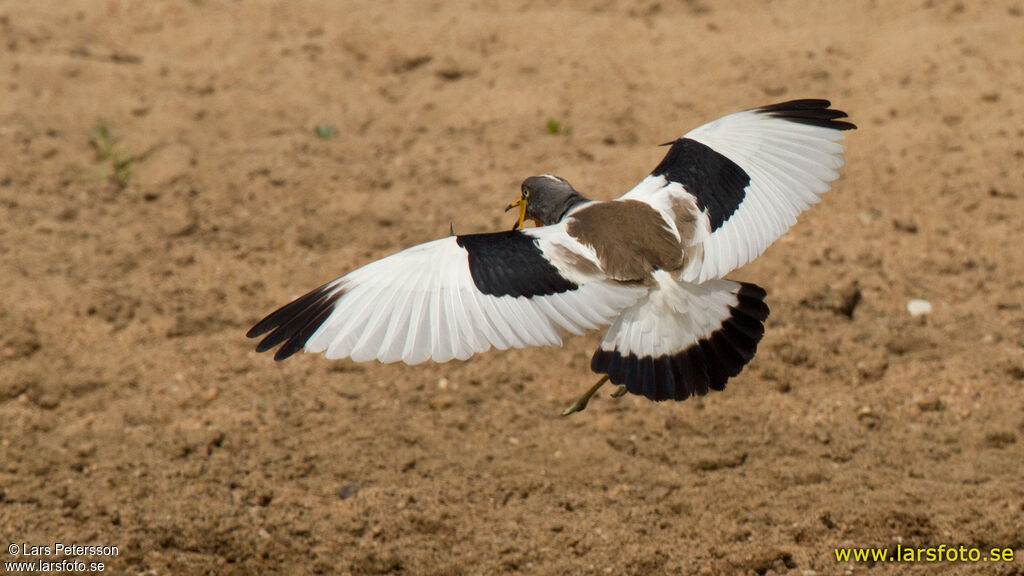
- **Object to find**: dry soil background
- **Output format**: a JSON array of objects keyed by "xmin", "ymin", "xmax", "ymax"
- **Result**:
[{"xmin": 1, "ymin": 1, "xmax": 1022, "ymax": 575}]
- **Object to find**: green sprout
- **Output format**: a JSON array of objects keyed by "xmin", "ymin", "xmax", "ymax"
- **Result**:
[
  {"xmin": 315, "ymin": 124, "xmax": 338, "ymax": 140},
  {"xmin": 88, "ymin": 119, "xmax": 133, "ymax": 187},
  {"xmin": 89, "ymin": 119, "xmax": 118, "ymax": 161},
  {"xmin": 545, "ymin": 117, "xmax": 572, "ymax": 135}
]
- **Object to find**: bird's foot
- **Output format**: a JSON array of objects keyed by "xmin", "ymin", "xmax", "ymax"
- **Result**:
[
  {"xmin": 610, "ymin": 385, "xmax": 628, "ymax": 399},
  {"xmin": 561, "ymin": 375, "xmax": 610, "ymax": 417}
]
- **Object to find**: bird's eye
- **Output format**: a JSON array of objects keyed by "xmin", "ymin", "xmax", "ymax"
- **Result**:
[{"xmin": 522, "ymin": 188, "xmax": 530, "ymax": 198}]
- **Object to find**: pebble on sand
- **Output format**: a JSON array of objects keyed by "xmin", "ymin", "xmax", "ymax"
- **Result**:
[{"xmin": 907, "ymin": 299, "xmax": 933, "ymax": 317}]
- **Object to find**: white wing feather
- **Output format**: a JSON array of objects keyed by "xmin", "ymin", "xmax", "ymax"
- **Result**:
[{"xmin": 296, "ymin": 225, "xmax": 644, "ymax": 365}]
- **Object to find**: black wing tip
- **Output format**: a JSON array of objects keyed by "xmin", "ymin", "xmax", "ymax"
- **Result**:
[
  {"xmin": 247, "ymin": 303, "xmax": 298, "ymax": 339},
  {"xmin": 590, "ymin": 285, "xmax": 769, "ymax": 403},
  {"xmin": 757, "ymin": 98, "xmax": 833, "ymax": 111},
  {"xmin": 272, "ymin": 342, "xmax": 303, "ymax": 362},
  {"xmin": 247, "ymin": 281, "xmax": 344, "ymax": 360},
  {"xmin": 755, "ymin": 98, "xmax": 857, "ymax": 131}
]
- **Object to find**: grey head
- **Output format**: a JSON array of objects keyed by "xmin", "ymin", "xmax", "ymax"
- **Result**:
[{"xmin": 506, "ymin": 175, "xmax": 590, "ymax": 229}]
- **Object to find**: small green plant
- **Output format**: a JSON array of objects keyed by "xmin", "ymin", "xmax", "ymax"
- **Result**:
[
  {"xmin": 111, "ymin": 152, "xmax": 133, "ymax": 187},
  {"xmin": 88, "ymin": 119, "xmax": 133, "ymax": 187},
  {"xmin": 89, "ymin": 119, "xmax": 118, "ymax": 160},
  {"xmin": 315, "ymin": 124, "xmax": 338, "ymax": 140},
  {"xmin": 545, "ymin": 118, "xmax": 570, "ymax": 135}
]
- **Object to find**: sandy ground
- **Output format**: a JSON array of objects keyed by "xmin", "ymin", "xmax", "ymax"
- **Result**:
[{"xmin": 1, "ymin": 1, "xmax": 1022, "ymax": 574}]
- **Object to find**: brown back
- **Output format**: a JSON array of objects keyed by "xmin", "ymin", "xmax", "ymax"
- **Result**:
[{"xmin": 566, "ymin": 200, "xmax": 683, "ymax": 281}]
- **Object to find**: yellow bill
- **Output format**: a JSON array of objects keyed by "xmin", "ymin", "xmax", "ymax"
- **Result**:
[{"xmin": 505, "ymin": 198, "xmax": 527, "ymax": 231}]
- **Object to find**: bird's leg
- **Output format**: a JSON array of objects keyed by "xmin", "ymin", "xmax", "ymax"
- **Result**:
[
  {"xmin": 610, "ymin": 385, "xmax": 628, "ymax": 398},
  {"xmin": 561, "ymin": 375, "xmax": 610, "ymax": 417}
]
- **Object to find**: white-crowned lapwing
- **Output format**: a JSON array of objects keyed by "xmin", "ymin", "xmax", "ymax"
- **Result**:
[{"xmin": 248, "ymin": 99, "xmax": 855, "ymax": 415}]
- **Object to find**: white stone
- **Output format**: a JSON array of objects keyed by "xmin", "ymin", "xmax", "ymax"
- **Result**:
[{"xmin": 907, "ymin": 299, "xmax": 933, "ymax": 316}]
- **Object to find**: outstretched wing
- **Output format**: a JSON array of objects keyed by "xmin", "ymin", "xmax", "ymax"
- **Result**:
[
  {"xmin": 620, "ymin": 99, "xmax": 855, "ymax": 282},
  {"xmin": 247, "ymin": 225, "xmax": 645, "ymax": 364}
]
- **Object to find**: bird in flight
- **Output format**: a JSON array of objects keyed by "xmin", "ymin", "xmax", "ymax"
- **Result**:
[{"xmin": 248, "ymin": 99, "xmax": 855, "ymax": 415}]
